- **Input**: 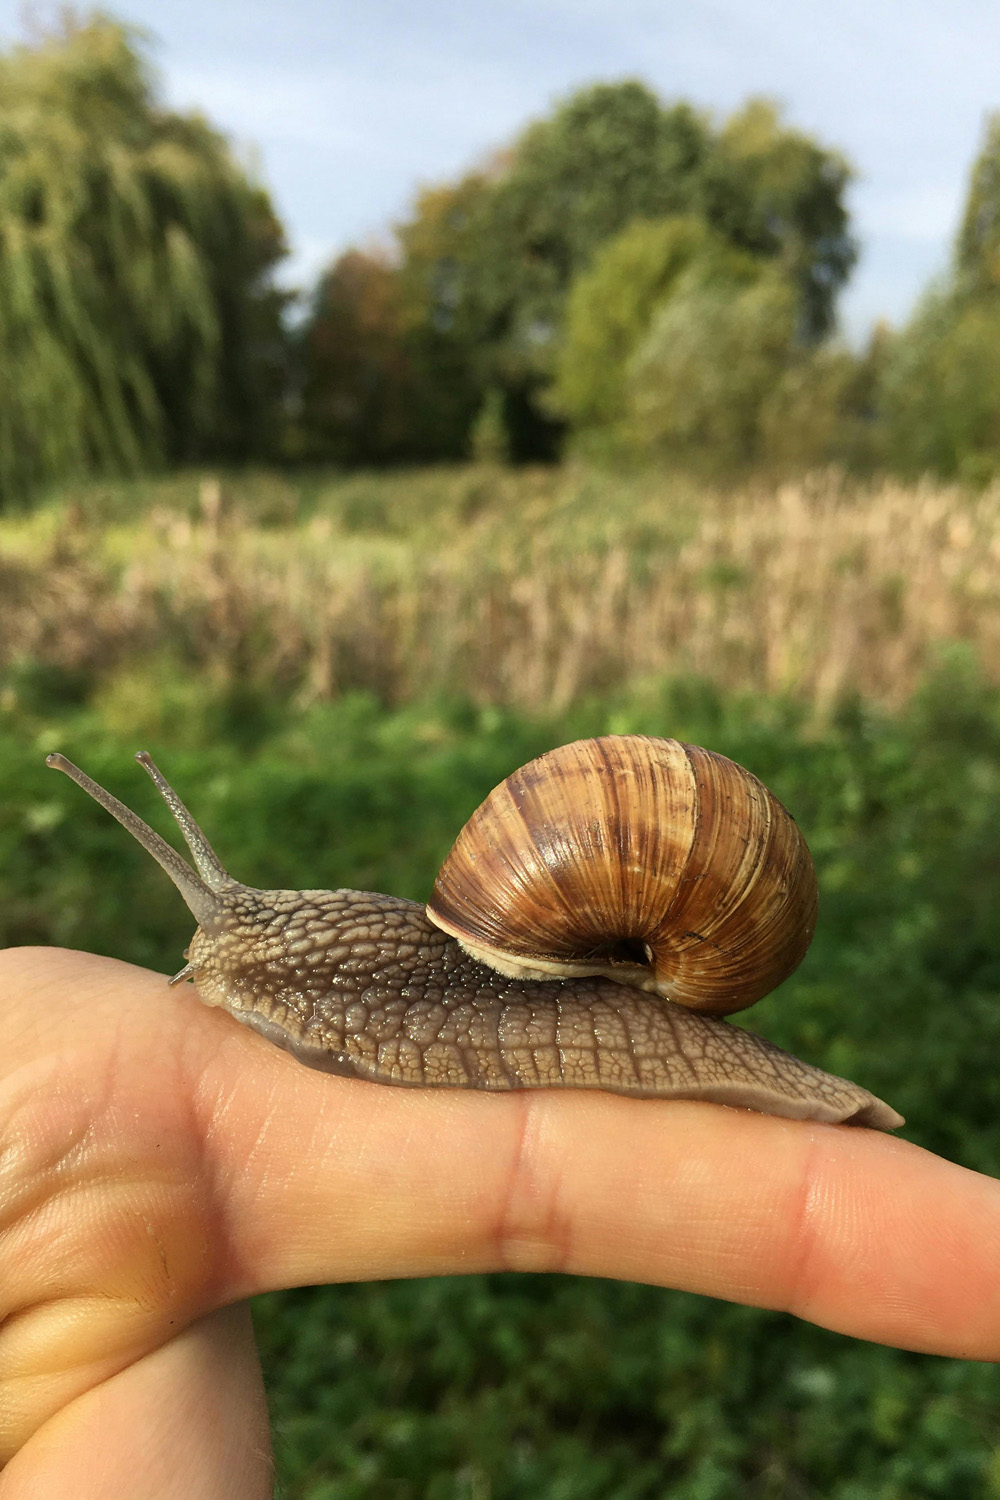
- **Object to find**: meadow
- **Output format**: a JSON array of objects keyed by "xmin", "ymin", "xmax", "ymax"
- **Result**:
[
  {"xmin": 3, "ymin": 464, "xmax": 1000, "ymax": 724},
  {"xmin": 3, "ymin": 464, "xmax": 1000, "ymax": 1497}
]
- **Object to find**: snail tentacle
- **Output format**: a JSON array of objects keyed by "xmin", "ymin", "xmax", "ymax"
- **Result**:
[
  {"xmin": 46, "ymin": 753, "xmax": 223, "ymax": 928},
  {"xmin": 135, "ymin": 751, "xmax": 232, "ymax": 892}
]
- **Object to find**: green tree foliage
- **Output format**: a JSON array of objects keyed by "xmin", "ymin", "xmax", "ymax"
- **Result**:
[
  {"xmin": 955, "ymin": 111, "xmax": 1000, "ymax": 294},
  {"xmin": 621, "ymin": 265, "xmax": 869, "ymax": 475},
  {"xmin": 394, "ymin": 84, "xmax": 710, "ymax": 429},
  {"xmin": 878, "ymin": 112, "xmax": 1000, "ymax": 481},
  {"xmin": 550, "ymin": 215, "xmax": 758, "ymax": 437},
  {"xmin": 0, "ymin": 14, "xmax": 287, "ymax": 504},
  {"xmin": 759, "ymin": 342, "xmax": 877, "ymax": 473},
  {"xmin": 879, "ymin": 290, "xmax": 1000, "ymax": 481},
  {"xmin": 626, "ymin": 270, "xmax": 800, "ymax": 467},
  {"xmin": 299, "ymin": 249, "xmax": 413, "ymax": 464},
  {"xmin": 306, "ymin": 81, "xmax": 856, "ymax": 464},
  {"xmin": 469, "ymin": 386, "xmax": 511, "ymax": 464},
  {"xmin": 448, "ymin": 83, "xmax": 709, "ymax": 389},
  {"xmin": 299, "ymin": 214, "xmax": 481, "ymax": 466},
  {"xmin": 700, "ymin": 98, "xmax": 856, "ymax": 340}
]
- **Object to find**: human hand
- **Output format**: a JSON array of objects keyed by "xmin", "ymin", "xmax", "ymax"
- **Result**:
[{"xmin": 2, "ymin": 947, "xmax": 999, "ymax": 1499}]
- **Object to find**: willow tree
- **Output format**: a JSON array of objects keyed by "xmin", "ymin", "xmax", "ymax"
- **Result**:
[{"xmin": 0, "ymin": 15, "xmax": 287, "ymax": 504}]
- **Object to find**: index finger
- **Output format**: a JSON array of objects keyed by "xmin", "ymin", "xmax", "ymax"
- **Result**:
[
  {"xmin": 209, "ymin": 1063, "xmax": 999, "ymax": 1360},
  {"xmin": 5, "ymin": 948, "xmax": 999, "ymax": 1386},
  {"xmin": 162, "ymin": 986, "xmax": 999, "ymax": 1362}
]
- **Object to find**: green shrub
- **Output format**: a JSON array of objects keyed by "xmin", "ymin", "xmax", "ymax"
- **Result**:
[
  {"xmin": 549, "ymin": 215, "xmax": 750, "ymax": 437},
  {"xmin": 626, "ymin": 272, "xmax": 799, "ymax": 467},
  {"xmin": 879, "ymin": 292, "xmax": 1000, "ymax": 481}
]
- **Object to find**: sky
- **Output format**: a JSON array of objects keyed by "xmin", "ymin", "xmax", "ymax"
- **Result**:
[{"xmin": 4, "ymin": 0, "xmax": 1000, "ymax": 341}]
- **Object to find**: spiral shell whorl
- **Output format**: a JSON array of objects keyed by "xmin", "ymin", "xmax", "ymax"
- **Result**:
[{"xmin": 426, "ymin": 735, "xmax": 818, "ymax": 1015}]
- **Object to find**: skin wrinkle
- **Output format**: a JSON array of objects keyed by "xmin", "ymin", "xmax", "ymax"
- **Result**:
[
  {"xmin": 491, "ymin": 1091, "xmax": 569, "ymax": 1276},
  {"xmin": 4, "ymin": 1179, "xmax": 155, "ymax": 1314},
  {"xmin": 790, "ymin": 1135, "xmax": 874, "ymax": 1319},
  {"xmin": 2, "ymin": 1056, "xmax": 112, "ymax": 1185},
  {"xmin": 184, "ymin": 1029, "xmax": 301, "ymax": 1304},
  {"xmin": 0, "ymin": 1071, "xmax": 124, "ymax": 1308},
  {"xmin": 485, "ymin": 1099, "xmax": 979, "ymax": 1344},
  {"xmin": 782, "ymin": 1131, "xmax": 961, "ymax": 1350},
  {"xmin": 0, "ymin": 1304, "xmax": 274, "ymax": 1499},
  {"xmin": 149, "ymin": 1046, "xmax": 224, "ymax": 1311},
  {"xmin": 768, "ymin": 1123, "xmax": 830, "ymax": 1323},
  {"xmin": 0, "ymin": 957, "xmax": 208, "ymax": 1461},
  {"xmin": 143, "ymin": 1216, "xmax": 171, "ymax": 1291},
  {"xmin": 0, "ymin": 1067, "xmax": 85, "ymax": 1231},
  {"xmin": 522, "ymin": 1103, "xmax": 576, "ymax": 1279},
  {"xmin": 184, "ymin": 1022, "xmax": 464, "ymax": 1289},
  {"xmin": 7, "ymin": 1167, "xmax": 209, "ymax": 1308},
  {"xmin": 1, "ymin": 1267, "xmax": 214, "ymax": 1455},
  {"xmin": 768, "ymin": 1127, "xmax": 887, "ymax": 1318}
]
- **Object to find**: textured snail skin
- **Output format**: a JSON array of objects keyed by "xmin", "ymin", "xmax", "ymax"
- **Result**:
[
  {"xmin": 187, "ymin": 886, "xmax": 901, "ymax": 1128},
  {"xmin": 44, "ymin": 751, "xmax": 904, "ymax": 1132}
]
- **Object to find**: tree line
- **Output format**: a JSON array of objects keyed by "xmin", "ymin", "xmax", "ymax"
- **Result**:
[{"xmin": 2, "ymin": 13, "xmax": 1000, "ymax": 503}]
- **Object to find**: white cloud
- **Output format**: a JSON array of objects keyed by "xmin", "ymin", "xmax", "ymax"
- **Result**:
[
  {"xmin": 853, "ymin": 184, "xmax": 966, "ymax": 244},
  {"xmin": 167, "ymin": 65, "xmax": 367, "ymax": 153},
  {"xmin": 1, "ymin": 0, "xmax": 1000, "ymax": 336}
]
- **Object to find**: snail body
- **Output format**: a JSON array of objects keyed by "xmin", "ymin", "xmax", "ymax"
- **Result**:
[{"xmin": 45, "ymin": 738, "xmax": 903, "ymax": 1131}]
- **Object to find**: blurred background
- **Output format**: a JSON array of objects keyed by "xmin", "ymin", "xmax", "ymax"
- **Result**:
[{"xmin": 2, "ymin": 4, "xmax": 1000, "ymax": 1496}]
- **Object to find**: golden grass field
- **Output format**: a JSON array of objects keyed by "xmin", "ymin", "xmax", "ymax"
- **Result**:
[{"xmin": 2, "ymin": 464, "xmax": 998, "ymax": 719}]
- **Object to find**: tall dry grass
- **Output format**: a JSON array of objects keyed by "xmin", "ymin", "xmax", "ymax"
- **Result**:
[{"xmin": 2, "ymin": 466, "xmax": 998, "ymax": 715}]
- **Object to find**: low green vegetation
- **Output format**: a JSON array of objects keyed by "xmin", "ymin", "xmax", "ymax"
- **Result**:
[{"xmin": 4, "ymin": 650, "xmax": 1000, "ymax": 1496}]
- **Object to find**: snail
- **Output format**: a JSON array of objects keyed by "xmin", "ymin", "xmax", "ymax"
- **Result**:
[{"xmin": 45, "ymin": 735, "xmax": 903, "ymax": 1130}]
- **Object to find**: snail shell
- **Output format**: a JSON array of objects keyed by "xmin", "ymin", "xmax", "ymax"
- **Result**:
[
  {"xmin": 44, "ymin": 740, "xmax": 902, "ymax": 1130},
  {"xmin": 426, "ymin": 736, "xmax": 817, "ymax": 1014}
]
